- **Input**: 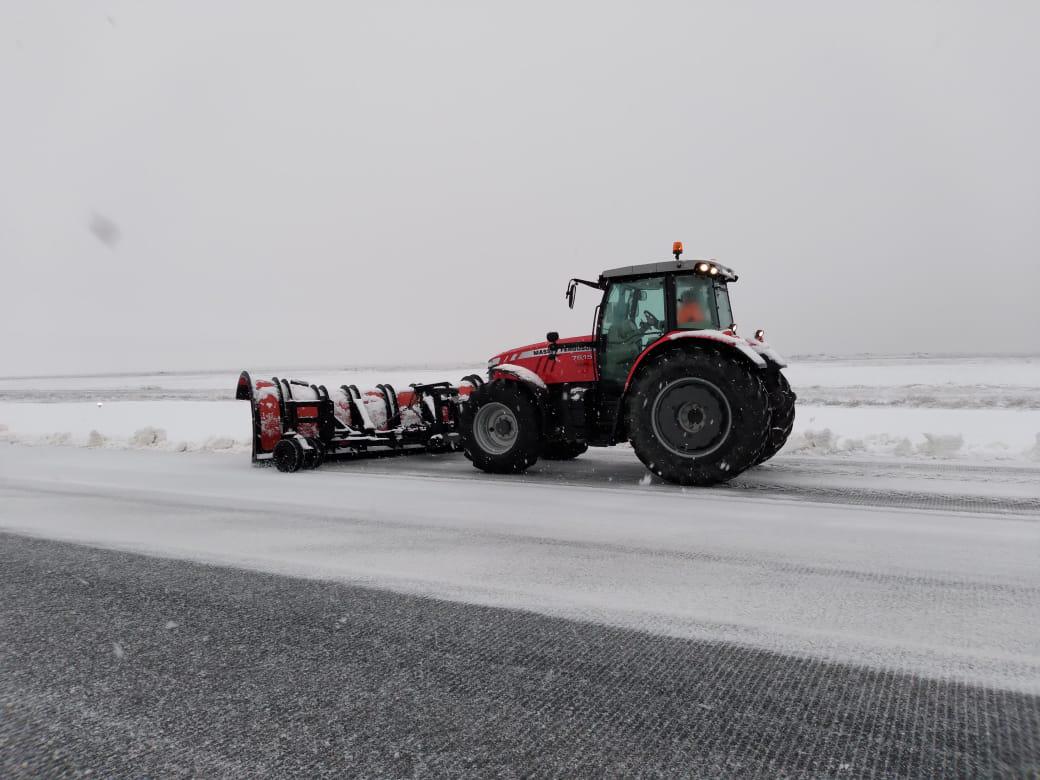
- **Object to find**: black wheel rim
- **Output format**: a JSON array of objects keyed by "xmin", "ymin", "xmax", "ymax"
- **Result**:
[{"xmin": 650, "ymin": 378, "xmax": 732, "ymax": 458}]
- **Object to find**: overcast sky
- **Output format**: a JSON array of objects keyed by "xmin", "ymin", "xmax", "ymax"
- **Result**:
[{"xmin": 2, "ymin": 2, "xmax": 1038, "ymax": 376}]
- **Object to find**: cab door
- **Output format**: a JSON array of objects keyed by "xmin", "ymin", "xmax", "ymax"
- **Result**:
[{"xmin": 596, "ymin": 275, "xmax": 667, "ymax": 418}]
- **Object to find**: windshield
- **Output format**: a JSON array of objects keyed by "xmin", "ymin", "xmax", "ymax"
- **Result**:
[
  {"xmin": 675, "ymin": 275, "xmax": 734, "ymax": 330},
  {"xmin": 715, "ymin": 282, "xmax": 733, "ymax": 330}
]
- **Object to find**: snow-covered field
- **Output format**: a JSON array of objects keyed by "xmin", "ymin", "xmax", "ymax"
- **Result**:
[{"xmin": 1, "ymin": 355, "xmax": 1038, "ymax": 462}]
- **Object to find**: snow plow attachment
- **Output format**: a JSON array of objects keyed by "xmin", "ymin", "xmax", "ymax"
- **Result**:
[{"xmin": 236, "ymin": 371, "xmax": 484, "ymax": 472}]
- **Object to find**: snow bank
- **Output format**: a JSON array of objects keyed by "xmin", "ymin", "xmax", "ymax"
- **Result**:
[
  {"xmin": 0, "ymin": 401, "xmax": 251, "ymax": 455},
  {"xmin": 129, "ymin": 426, "xmax": 167, "ymax": 447},
  {"xmin": 1, "ymin": 358, "xmax": 1038, "ymax": 464},
  {"xmin": 787, "ymin": 405, "xmax": 1040, "ymax": 461},
  {"xmin": 1, "ymin": 399, "xmax": 1038, "ymax": 464}
]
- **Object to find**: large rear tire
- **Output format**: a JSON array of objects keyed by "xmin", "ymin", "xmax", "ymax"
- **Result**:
[
  {"xmin": 542, "ymin": 441, "xmax": 588, "ymax": 460},
  {"xmin": 462, "ymin": 380, "xmax": 542, "ymax": 474},
  {"xmin": 755, "ymin": 369, "xmax": 796, "ymax": 465},
  {"xmin": 627, "ymin": 347, "xmax": 769, "ymax": 486}
]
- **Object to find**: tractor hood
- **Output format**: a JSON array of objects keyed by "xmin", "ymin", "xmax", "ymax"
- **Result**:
[
  {"xmin": 486, "ymin": 335, "xmax": 598, "ymax": 386},
  {"xmin": 487, "ymin": 335, "xmax": 594, "ymax": 368}
]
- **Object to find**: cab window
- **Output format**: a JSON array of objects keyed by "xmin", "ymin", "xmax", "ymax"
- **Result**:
[{"xmin": 675, "ymin": 275, "xmax": 718, "ymax": 330}]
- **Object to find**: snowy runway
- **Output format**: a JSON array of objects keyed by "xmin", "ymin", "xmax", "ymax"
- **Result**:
[{"xmin": 2, "ymin": 443, "xmax": 1037, "ymax": 695}]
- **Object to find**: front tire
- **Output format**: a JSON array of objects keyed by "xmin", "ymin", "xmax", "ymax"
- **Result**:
[
  {"xmin": 627, "ymin": 347, "xmax": 769, "ymax": 486},
  {"xmin": 462, "ymin": 380, "xmax": 542, "ymax": 474}
]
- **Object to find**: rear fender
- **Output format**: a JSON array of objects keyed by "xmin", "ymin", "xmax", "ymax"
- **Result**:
[
  {"xmin": 488, "ymin": 363, "xmax": 550, "ymax": 424},
  {"xmin": 622, "ymin": 330, "xmax": 766, "ymax": 394},
  {"xmin": 490, "ymin": 363, "xmax": 549, "ymax": 396}
]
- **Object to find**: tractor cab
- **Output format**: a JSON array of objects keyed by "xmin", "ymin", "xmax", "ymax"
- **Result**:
[
  {"xmin": 599, "ymin": 262, "xmax": 734, "ymax": 380},
  {"xmin": 566, "ymin": 247, "xmax": 741, "ymax": 402}
]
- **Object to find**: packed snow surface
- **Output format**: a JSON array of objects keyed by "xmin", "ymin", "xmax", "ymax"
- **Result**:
[{"xmin": 1, "ymin": 444, "xmax": 1037, "ymax": 695}]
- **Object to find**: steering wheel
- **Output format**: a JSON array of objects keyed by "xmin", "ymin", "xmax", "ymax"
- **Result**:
[{"xmin": 641, "ymin": 310, "xmax": 662, "ymax": 330}]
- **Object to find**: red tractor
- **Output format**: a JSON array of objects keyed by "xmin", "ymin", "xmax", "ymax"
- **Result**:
[
  {"xmin": 237, "ymin": 243, "xmax": 793, "ymax": 485},
  {"xmin": 460, "ymin": 242, "xmax": 794, "ymax": 485}
]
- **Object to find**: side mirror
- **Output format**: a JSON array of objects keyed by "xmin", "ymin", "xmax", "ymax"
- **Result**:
[{"xmin": 565, "ymin": 281, "xmax": 577, "ymax": 309}]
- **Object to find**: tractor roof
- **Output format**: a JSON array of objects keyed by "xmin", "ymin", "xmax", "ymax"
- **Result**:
[{"xmin": 599, "ymin": 258, "xmax": 738, "ymax": 283}]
